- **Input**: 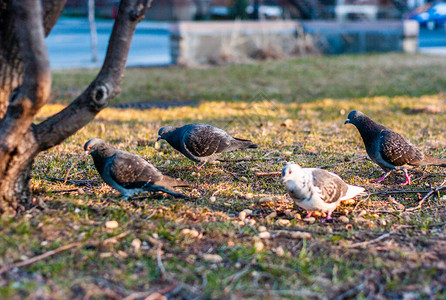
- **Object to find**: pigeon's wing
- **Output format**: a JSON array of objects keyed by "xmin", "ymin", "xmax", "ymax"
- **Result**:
[
  {"xmin": 109, "ymin": 151, "xmax": 163, "ymax": 188},
  {"xmin": 379, "ymin": 130, "xmax": 424, "ymax": 167},
  {"xmin": 182, "ymin": 125, "xmax": 231, "ymax": 157},
  {"xmin": 311, "ymin": 169, "xmax": 348, "ymax": 203}
]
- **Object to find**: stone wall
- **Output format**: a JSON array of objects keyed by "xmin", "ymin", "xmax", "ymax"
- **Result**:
[{"xmin": 169, "ymin": 20, "xmax": 419, "ymax": 65}]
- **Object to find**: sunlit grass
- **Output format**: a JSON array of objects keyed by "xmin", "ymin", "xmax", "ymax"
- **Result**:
[{"xmin": 1, "ymin": 53, "xmax": 446, "ymax": 299}]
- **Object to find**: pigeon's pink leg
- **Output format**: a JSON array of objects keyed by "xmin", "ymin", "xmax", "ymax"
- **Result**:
[
  {"xmin": 375, "ymin": 171, "xmax": 390, "ymax": 183},
  {"xmin": 401, "ymin": 171, "xmax": 412, "ymax": 185},
  {"xmin": 321, "ymin": 211, "xmax": 333, "ymax": 223},
  {"xmin": 305, "ymin": 211, "xmax": 313, "ymax": 218}
]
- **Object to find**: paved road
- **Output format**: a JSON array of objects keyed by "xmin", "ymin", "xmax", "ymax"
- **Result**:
[
  {"xmin": 47, "ymin": 18, "xmax": 446, "ymax": 69},
  {"xmin": 47, "ymin": 17, "xmax": 171, "ymax": 69}
]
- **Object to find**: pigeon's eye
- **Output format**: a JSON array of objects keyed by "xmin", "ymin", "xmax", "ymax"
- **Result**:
[
  {"xmin": 351, "ymin": 116, "xmax": 356, "ymax": 119},
  {"xmin": 288, "ymin": 170, "xmax": 292, "ymax": 174},
  {"xmin": 161, "ymin": 132, "xmax": 166, "ymax": 135},
  {"xmin": 87, "ymin": 146, "xmax": 92, "ymax": 149}
]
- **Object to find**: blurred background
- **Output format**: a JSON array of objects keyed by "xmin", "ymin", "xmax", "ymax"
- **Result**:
[{"xmin": 47, "ymin": 0, "xmax": 446, "ymax": 69}]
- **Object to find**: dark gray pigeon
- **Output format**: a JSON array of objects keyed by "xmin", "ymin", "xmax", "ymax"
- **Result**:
[
  {"xmin": 282, "ymin": 164, "xmax": 365, "ymax": 221},
  {"xmin": 84, "ymin": 138, "xmax": 188, "ymax": 199},
  {"xmin": 157, "ymin": 124, "xmax": 258, "ymax": 166},
  {"xmin": 345, "ymin": 110, "xmax": 446, "ymax": 185}
]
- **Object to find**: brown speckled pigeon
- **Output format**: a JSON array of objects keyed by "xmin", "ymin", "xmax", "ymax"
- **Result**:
[
  {"xmin": 157, "ymin": 124, "xmax": 258, "ymax": 166},
  {"xmin": 282, "ymin": 164, "xmax": 365, "ymax": 221},
  {"xmin": 345, "ymin": 110, "xmax": 446, "ymax": 185},
  {"xmin": 84, "ymin": 139, "xmax": 188, "ymax": 199}
]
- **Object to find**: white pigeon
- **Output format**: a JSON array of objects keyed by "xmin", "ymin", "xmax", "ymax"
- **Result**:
[{"xmin": 282, "ymin": 164, "xmax": 365, "ymax": 221}]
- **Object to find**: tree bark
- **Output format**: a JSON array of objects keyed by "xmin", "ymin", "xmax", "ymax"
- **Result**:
[
  {"xmin": 0, "ymin": 0, "xmax": 152, "ymax": 216},
  {"xmin": 0, "ymin": 0, "xmax": 66, "ymax": 118}
]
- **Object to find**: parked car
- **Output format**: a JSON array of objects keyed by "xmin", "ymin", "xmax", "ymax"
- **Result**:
[
  {"xmin": 408, "ymin": 2, "xmax": 446, "ymax": 30},
  {"xmin": 246, "ymin": 5, "xmax": 283, "ymax": 19}
]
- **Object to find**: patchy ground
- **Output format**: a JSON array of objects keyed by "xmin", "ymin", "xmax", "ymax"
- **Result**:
[{"xmin": 1, "ymin": 53, "xmax": 446, "ymax": 299}]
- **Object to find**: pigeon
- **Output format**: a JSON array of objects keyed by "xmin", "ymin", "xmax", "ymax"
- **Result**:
[
  {"xmin": 345, "ymin": 110, "xmax": 446, "ymax": 185},
  {"xmin": 282, "ymin": 163, "xmax": 365, "ymax": 221},
  {"xmin": 157, "ymin": 123, "xmax": 258, "ymax": 166},
  {"xmin": 84, "ymin": 138, "xmax": 188, "ymax": 199}
]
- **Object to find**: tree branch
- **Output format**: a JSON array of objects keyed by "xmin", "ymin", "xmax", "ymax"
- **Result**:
[
  {"xmin": 34, "ymin": 0, "xmax": 152, "ymax": 151},
  {"xmin": 0, "ymin": 0, "xmax": 50, "ymax": 164},
  {"xmin": 0, "ymin": 0, "xmax": 66, "ymax": 116},
  {"xmin": 42, "ymin": 0, "xmax": 67, "ymax": 36},
  {"xmin": 13, "ymin": 0, "xmax": 51, "ymax": 113}
]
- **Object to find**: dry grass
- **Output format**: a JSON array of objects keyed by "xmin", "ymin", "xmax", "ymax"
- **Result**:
[{"xmin": 1, "ymin": 53, "xmax": 446, "ymax": 299}]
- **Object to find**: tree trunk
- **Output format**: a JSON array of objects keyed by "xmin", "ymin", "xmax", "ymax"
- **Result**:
[
  {"xmin": 0, "ymin": 132, "xmax": 37, "ymax": 215},
  {"xmin": 0, "ymin": 0, "xmax": 152, "ymax": 216}
]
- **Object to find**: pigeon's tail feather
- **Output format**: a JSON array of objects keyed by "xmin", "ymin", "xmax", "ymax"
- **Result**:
[
  {"xmin": 340, "ymin": 185, "xmax": 365, "ymax": 201},
  {"xmin": 234, "ymin": 137, "xmax": 259, "ymax": 149},
  {"xmin": 156, "ymin": 175, "xmax": 189, "ymax": 188},
  {"xmin": 419, "ymin": 155, "xmax": 446, "ymax": 167}
]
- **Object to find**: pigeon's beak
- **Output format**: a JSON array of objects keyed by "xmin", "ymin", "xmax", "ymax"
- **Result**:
[
  {"xmin": 156, "ymin": 135, "xmax": 161, "ymax": 141},
  {"xmin": 282, "ymin": 173, "xmax": 291, "ymax": 183},
  {"xmin": 344, "ymin": 119, "xmax": 350, "ymax": 125}
]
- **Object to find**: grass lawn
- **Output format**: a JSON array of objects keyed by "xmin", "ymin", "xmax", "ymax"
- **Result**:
[{"xmin": 1, "ymin": 53, "xmax": 446, "ymax": 299}]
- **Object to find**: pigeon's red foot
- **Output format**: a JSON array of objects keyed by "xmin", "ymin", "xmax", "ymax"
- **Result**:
[
  {"xmin": 305, "ymin": 211, "xmax": 313, "ymax": 218},
  {"xmin": 401, "ymin": 174, "xmax": 413, "ymax": 185},
  {"xmin": 321, "ymin": 212, "xmax": 333, "ymax": 223},
  {"xmin": 375, "ymin": 174, "xmax": 388, "ymax": 183}
]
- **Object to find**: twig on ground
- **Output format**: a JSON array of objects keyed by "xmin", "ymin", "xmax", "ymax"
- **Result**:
[
  {"xmin": 123, "ymin": 291, "xmax": 157, "ymax": 300},
  {"xmin": 270, "ymin": 228, "xmax": 325, "ymax": 235},
  {"xmin": 123, "ymin": 291, "xmax": 153, "ymax": 300},
  {"xmin": 405, "ymin": 185, "xmax": 446, "ymax": 212},
  {"xmin": 222, "ymin": 168, "xmax": 242, "ymax": 181},
  {"xmin": 255, "ymin": 171, "xmax": 281, "ymax": 176},
  {"xmin": 262, "ymin": 151, "xmax": 275, "ymax": 158},
  {"xmin": 396, "ymin": 221, "xmax": 446, "ymax": 229},
  {"xmin": 156, "ymin": 244, "xmax": 168, "ymax": 280},
  {"xmin": 0, "ymin": 241, "xmax": 83, "ymax": 275},
  {"xmin": 102, "ymin": 231, "xmax": 130, "ymax": 245},
  {"xmin": 353, "ymin": 194, "xmax": 370, "ymax": 211},
  {"xmin": 333, "ymin": 282, "xmax": 366, "ymax": 300},
  {"xmin": 88, "ymin": 277, "xmax": 129, "ymax": 297},
  {"xmin": 144, "ymin": 210, "xmax": 157, "ymax": 220},
  {"xmin": 0, "ymin": 231, "xmax": 130, "ymax": 275},
  {"xmin": 347, "ymin": 231, "xmax": 394, "ymax": 248},
  {"xmin": 46, "ymin": 176, "xmax": 101, "ymax": 187},
  {"xmin": 224, "ymin": 262, "xmax": 253, "ymax": 294},
  {"xmin": 412, "ymin": 173, "xmax": 435, "ymax": 183},
  {"xmin": 369, "ymin": 168, "xmax": 381, "ymax": 177},
  {"xmin": 320, "ymin": 156, "xmax": 368, "ymax": 169},
  {"xmin": 156, "ymin": 243, "xmax": 203, "ymax": 299},
  {"xmin": 49, "ymin": 188, "xmax": 80, "ymax": 194},
  {"xmin": 218, "ymin": 157, "xmax": 274, "ymax": 162},
  {"xmin": 211, "ymin": 188, "xmax": 227, "ymax": 197},
  {"xmin": 365, "ymin": 190, "xmax": 428, "ymax": 197},
  {"xmin": 63, "ymin": 156, "xmax": 80, "ymax": 184},
  {"xmin": 242, "ymin": 289, "xmax": 322, "ymax": 298},
  {"xmin": 371, "ymin": 210, "xmax": 401, "ymax": 218}
]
